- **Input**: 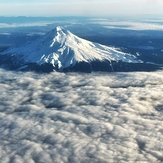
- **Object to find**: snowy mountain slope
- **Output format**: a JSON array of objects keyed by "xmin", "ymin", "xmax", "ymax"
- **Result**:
[{"xmin": 1, "ymin": 26, "xmax": 141, "ymax": 71}]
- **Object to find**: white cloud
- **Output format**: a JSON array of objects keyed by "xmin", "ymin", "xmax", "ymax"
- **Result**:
[
  {"xmin": 0, "ymin": 69, "xmax": 163, "ymax": 162},
  {"xmin": 93, "ymin": 20, "xmax": 163, "ymax": 31},
  {"xmin": 0, "ymin": 22, "xmax": 54, "ymax": 28}
]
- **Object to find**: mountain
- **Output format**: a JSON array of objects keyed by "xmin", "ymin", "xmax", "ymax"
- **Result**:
[{"xmin": 0, "ymin": 26, "xmax": 161, "ymax": 72}]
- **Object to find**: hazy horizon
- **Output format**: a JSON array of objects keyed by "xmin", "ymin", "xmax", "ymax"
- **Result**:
[{"xmin": 0, "ymin": 0, "xmax": 163, "ymax": 17}]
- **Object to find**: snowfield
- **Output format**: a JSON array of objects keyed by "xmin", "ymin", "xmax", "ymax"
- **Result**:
[{"xmin": 0, "ymin": 69, "xmax": 163, "ymax": 163}]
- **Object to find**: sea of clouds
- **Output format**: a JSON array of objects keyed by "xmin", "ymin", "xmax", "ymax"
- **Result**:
[{"xmin": 0, "ymin": 68, "xmax": 163, "ymax": 163}]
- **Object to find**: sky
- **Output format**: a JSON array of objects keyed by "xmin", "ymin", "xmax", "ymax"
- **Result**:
[{"xmin": 0, "ymin": 0, "xmax": 163, "ymax": 16}]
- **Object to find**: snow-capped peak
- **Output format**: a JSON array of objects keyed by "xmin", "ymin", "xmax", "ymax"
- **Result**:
[
  {"xmin": 1, "ymin": 26, "xmax": 141, "ymax": 70},
  {"xmin": 56, "ymin": 26, "xmax": 62, "ymax": 31}
]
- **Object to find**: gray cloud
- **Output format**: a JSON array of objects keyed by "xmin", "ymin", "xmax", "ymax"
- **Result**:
[{"xmin": 0, "ymin": 69, "xmax": 163, "ymax": 162}]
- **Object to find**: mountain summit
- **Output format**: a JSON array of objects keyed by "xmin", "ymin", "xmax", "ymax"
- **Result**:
[{"xmin": 0, "ymin": 26, "xmax": 145, "ymax": 72}]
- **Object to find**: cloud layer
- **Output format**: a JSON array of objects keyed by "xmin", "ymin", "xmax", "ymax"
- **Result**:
[
  {"xmin": 93, "ymin": 20, "xmax": 163, "ymax": 31},
  {"xmin": 0, "ymin": 69, "xmax": 163, "ymax": 162},
  {"xmin": 0, "ymin": 22, "xmax": 53, "ymax": 28}
]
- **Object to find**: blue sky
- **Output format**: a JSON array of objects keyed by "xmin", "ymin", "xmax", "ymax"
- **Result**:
[{"xmin": 0, "ymin": 0, "xmax": 163, "ymax": 16}]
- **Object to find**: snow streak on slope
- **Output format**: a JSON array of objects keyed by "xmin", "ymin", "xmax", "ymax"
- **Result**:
[
  {"xmin": 0, "ymin": 69, "xmax": 163, "ymax": 163},
  {"xmin": 2, "ymin": 26, "xmax": 140, "ymax": 69}
]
